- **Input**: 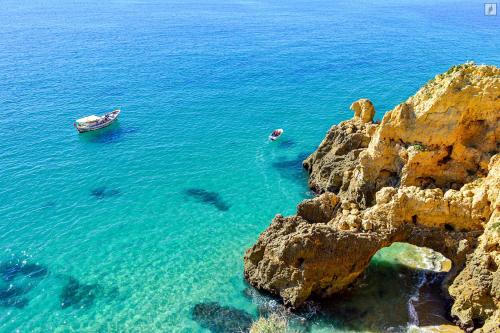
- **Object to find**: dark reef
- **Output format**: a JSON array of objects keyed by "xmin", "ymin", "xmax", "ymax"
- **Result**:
[
  {"xmin": 0, "ymin": 285, "xmax": 29, "ymax": 308},
  {"xmin": 184, "ymin": 188, "xmax": 230, "ymax": 211},
  {"xmin": 191, "ymin": 302, "xmax": 253, "ymax": 333},
  {"xmin": 0, "ymin": 262, "xmax": 48, "ymax": 281},
  {"xmin": 0, "ymin": 258, "xmax": 48, "ymax": 308},
  {"xmin": 90, "ymin": 186, "xmax": 121, "ymax": 199},
  {"xmin": 60, "ymin": 276, "xmax": 99, "ymax": 309}
]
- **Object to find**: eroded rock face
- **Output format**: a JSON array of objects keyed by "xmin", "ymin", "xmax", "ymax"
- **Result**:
[
  {"xmin": 448, "ymin": 157, "xmax": 500, "ymax": 332},
  {"xmin": 347, "ymin": 64, "xmax": 499, "ymax": 207},
  {"xmin": 303, "ymin": 99, "xmax": 378, "ymax": 195},
  {"xmin": 244, "ymin": 64, "xmax": 500, "ymax": 332},
  {"xmin": 350, "ymin": 98, "xmax": 375, "ymax": 123}
]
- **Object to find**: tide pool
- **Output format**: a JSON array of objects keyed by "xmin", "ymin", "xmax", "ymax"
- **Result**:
[{"xmin": 0, "ymin": 0, "xmax": 498, "ymax": 332}]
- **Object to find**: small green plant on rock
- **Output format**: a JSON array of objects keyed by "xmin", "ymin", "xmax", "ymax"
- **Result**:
[
  {"xmin": 490, "ymin": 222, "xmax": 500, "ymax": 232},
  {"xmin": 411, "ymin": 143, "xmax": 426, "ymax": 151}
]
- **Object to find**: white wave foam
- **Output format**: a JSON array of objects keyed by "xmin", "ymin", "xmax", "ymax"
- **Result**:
[{"xmin": 406, "ymin": 247, "xmax": 446, "ymax": 329}]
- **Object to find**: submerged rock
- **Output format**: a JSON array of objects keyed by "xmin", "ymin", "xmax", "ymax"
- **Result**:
[
  {"xmin": 0, "ymin": 285, "xmax": 29, "ymax": 308},
  {"xmin": 184, "ymin": 188, "xmax": 230, "ymax": 211},
  {"xmin": 0, "ymin": 258, "xmax": 48, "ymax": 308},
  {"xmin": 244, "ymin": 64, "xmax": 500, "ymax": 332},
  {"xmin": 191, "ymin": 302, "xmax": 253, "ymax": 333},
  {"xmin": 90, "ymin": 186, "xmax": 121, "ymax": 199},
  {"xmin": 0, "ymin": 261, "xmax": 48, "ymax": 281},
  {"xmin": 60, "ymin": 277, "xmax": 99, "ymax": 309}
]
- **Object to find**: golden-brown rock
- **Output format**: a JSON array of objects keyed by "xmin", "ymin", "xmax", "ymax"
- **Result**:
[
  {"xmin": 449, "ymin": 156, "xmax": 500, "ymax": 332},
  {"xmin": 303, "ymin": 105, "xmax": 377, "ymax": 194},
  {"xmin": 244, "ymin": 63, "xmax": 500, "ymax": 332},
  {"xmin": 350, "ymin": 98, "xmax": 376, "ymax": 123},
  {"xmin": 346, "ymin": 63, "xmax": 499, "ymax": 207}
]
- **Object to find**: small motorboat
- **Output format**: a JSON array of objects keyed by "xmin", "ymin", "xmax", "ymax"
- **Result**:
[
  {"xmin": 269, "ymin": 128, "xmax": 284, "ymax": 141},
  {"xmin": 74, "ymin": 109, "xmax": 121, "ymax": 133}
]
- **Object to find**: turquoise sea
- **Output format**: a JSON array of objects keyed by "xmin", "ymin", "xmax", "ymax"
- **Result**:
[{"xmin": 0, "ymin": 1, "xmax": 498, "ymax": 332}]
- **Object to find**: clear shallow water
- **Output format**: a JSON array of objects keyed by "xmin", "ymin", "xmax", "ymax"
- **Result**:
[{"xmin": 0, "ymin": 0, "xmax": 498, "ymax": 332}]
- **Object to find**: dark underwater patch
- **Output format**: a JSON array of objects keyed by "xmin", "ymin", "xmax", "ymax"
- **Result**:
[
  {"xmin": 0, "ymin": 285, "xmax": 29, "ymax": 308},
  {"xmin": 184, "ymin": 188, "xmax": 230, "ymax": 211},
  {"xmin": 191, "ymin": 302, "xmax": 253, "ymax": 333},
  {"xmin": 42, "ymin": 201, "xmax": 56, "ymax": 209},
  {"xmin": 90, "ymin": 186, "xmax": 121, "ymax": 199},
  {"xmin": 60, "ymin": 276, "xmax": 99, "ymax": 309},
  {"xmin": 0, "ymin": 261, "xmax": 48, "ymax": 282},
  {"xmin": 0, "ymin": 258, "xmax": 48, "ymax": 308},
  {"xmin": 242, "ymin": 286, "xmax": 315, "ymax": 331}
]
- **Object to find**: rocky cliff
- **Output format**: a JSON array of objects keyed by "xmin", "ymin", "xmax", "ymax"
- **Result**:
[{"xmin": 244, "ymin": 63, "xmax": 500, "ymax": 332}]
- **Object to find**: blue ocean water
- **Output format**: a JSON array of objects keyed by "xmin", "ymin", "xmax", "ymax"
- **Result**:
[{"xmin": 0, "ymin": 0, "xmax": 498, "ymax": 332}]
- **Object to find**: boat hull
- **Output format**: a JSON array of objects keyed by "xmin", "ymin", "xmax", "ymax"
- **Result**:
[
  {"xmin": 269, "ymin": 128, "xmax": 284, "ymax": 141},
  {"xmin": 75, "ymin": 110, "xmax": 120, "ymax": 133},
  {"xmin": 76, "ymin": 120, "xmax": 115, "ymax": 133}
]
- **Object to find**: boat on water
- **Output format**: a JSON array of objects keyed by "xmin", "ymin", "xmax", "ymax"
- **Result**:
[
  {"xmin": 269, "ymin": 128, "xmax": 284, "ymax": 141},
  {"xmin": 74, "ymin": 109, "xmax": 121, "ymax": 133}
]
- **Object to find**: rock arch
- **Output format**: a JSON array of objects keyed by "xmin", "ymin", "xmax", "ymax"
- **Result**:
[
  {"xmin": 244, "ymin": 64, "xmax": 500, "ymax": 331},
  {"xmin": 244, "ymin": 188, "xmax": 484, "ymax": 308}
]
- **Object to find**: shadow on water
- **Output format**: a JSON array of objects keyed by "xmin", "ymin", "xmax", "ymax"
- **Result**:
[
  {"xmin": 191, "ymin": 302, "xmax": 254, "ymax": 333},
  {"xmin": 78, "ymin": 122, "xmax": 138, "ymax": 144},
  {"xmin": 312, "ymin": 261, "xmax": 452, "ymax": 332},
  {"xmin": 278, "ymin": 139, "xmax": 296, "ymax": 148},
  {"xmin": 184, "ymin": 188, "xmax": 230, "ymax": 211},
  {"xmin": 244, "ymin": 261, "xmax": 452, "ymax": 332},
  {"xmin": 0, "ymin": 258, "xmax": 48, "ymax": 308},
  {"xmin": 90, "ymin": 186, "xmax": 121, "ymax": 199},
  {"xmin": 59, "ymin": 276, "xmax": 100, "ymax": 309},
  {"xmin": 271, "ymin": 152, "xmax": 310, "ymax": 185}
]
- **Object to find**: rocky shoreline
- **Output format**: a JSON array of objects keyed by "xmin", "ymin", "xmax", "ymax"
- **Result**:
[{"xmin": 244, "ymin": 63, "xmax": 499, "ymax": 332}]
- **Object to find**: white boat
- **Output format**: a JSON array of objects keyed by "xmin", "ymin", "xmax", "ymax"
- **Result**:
[
  {"xmin": 269, "ymin": 128, "xmax": 284, "ymax": 141},
  {"xmin": 74, "ymin": 109, "xmax": 121, "ymax": 133}
]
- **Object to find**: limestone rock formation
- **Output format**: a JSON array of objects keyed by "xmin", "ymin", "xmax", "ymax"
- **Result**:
[
  {"xmin": 244, "ymin": 63, "xmax": 500, "ymax": 332},
  {"xmin": 351, "ymin": 98, "xmax": 375, "ymax": 123},
  {"xmin": 449, "ymin": 156, "xmax": 500, "ymax": 332},
  {"xmin": 303, "ymin": 98, "xmax": 377, "ymax": 194},
  {"xmin": 347, "ymin": 64, "xmax": 499, "ymax": 208}
]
